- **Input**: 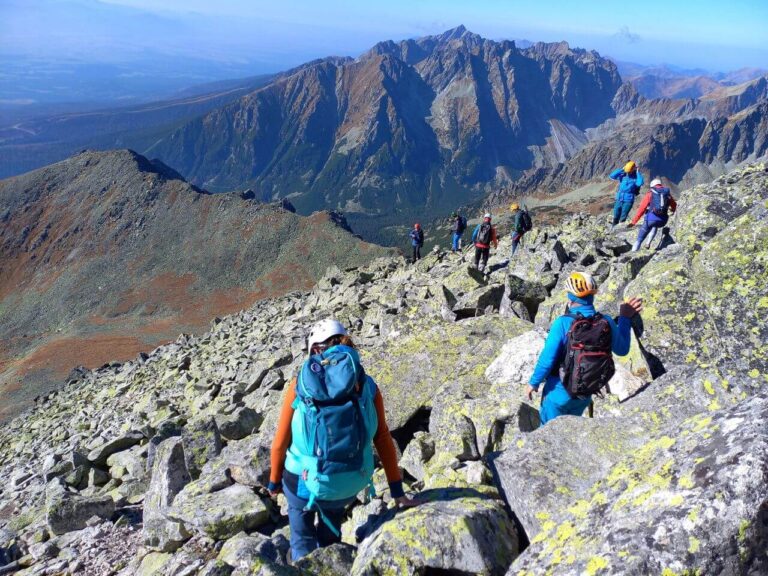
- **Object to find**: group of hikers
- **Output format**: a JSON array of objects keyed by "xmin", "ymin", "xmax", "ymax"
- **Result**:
[
  {"xmin": 269, "ymin": 161, "xmax": 668, "ymax": 561},
  {"xmin": 408, "ymin": 203, "xmax": 533, "ymax": 268}
]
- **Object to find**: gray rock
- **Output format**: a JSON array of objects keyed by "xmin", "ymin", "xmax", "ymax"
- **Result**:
[
  {"xmin": 143, "ymin": 437, "xmax": 192, "ymax": 552},
  {"xmin": 512, "ymin": 394, "xmax": 768, "ymax": 575},
  {"xmin": 182, "ymin": 417, "xmax": 223, "ymax": 479},
  {"xmin": 218, "ymin": 531, "xmax": 289, "ymax": 569},
  {"xmin": 216, "ymin": 407, "xmax": 262, "ymax": 441},
  {"xmin": 400, "ymin": 432, "xmax": 435, "ymax": 481},
  {"xmin": 351, "ymin": 489, "xmax": 518, "ymax": 575},
  {"xmin": 168, "ymin": 484, "xmax": 270, "ymax": 540},
  {"xmin": 295, "ymin": 543, "xmax": 356, "ymax": 575},
  {"xmin": 46, "ymin": 489, "xmax": 115, "ymax": 535},
  {"xmin": 87, "ymin": 431, "xmax": 144, "ymax": 466},
  {"xmin": 500, "ymin": 274, "xmax": 548, "ymax": 321}
]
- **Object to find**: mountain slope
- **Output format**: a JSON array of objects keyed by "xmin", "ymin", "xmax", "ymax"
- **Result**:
[
  {"xmin": 150, "ymin": 27, "xmax": 624, "ymax": 219},
  {"xmin": 0, "ymin": 150, "xmax": 396, "ymax": 417},
  {"xmin": 0, "ymin": 162, "xmax": 765, "ymax": 575}
]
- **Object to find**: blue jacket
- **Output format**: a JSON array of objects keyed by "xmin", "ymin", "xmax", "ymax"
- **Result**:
[
  {"xmin": 410, "ymin": 229, "xmax": 424, "ymax": 246},
  {"xmin": 610, "ymin": 168, "xmax": 644, "ymax": 203},
  {"xmin": 529, "ymin": 305, "xmax": 632, "ymax": 392}
]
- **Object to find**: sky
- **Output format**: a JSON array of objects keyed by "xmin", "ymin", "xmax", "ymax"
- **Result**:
[{"xmin": 1, "ymin": 0, "xmax": 767, "ymax": 103}]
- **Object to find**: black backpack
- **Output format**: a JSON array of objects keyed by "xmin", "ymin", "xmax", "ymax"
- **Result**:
[
  {"xmin": 650, "ymin": 187, "xmax": 671, "ymax": 217},
  {"xmin": 520, "ymin": 210, "xmax": 533, "ymax": 232},
  {"xmin": 457, "ymin": 216, "xmax": 467, "ymax": 234},
  {"xmin": 477, "ymin": 222, "xmax": 492, "ymax": 244},
  {"xmin": 560, "ymin": 313, "xmax": 615, "ymax": 398}
]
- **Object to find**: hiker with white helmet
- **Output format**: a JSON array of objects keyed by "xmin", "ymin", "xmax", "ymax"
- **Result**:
[
  {"xmin": 471, "ymin": 213, "xmax": 498, "ymax": 273},
  {"xmin": 269, "ymin": 319, "xmax": 418, "ymax": 561},
  {"xmin": 526, "ymin": 272, "xmax": 643, "ymax": 424},
  {"xmin": 628, "ymin": 177, "xmax": 677, "ymax": 251}
]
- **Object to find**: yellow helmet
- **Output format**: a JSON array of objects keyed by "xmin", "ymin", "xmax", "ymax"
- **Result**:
[
  {"xmin": 624, "ymin": 161, "xmax": 637, "ymax": 173},
  {"xmin": 564, "ymin": 271, "xmax": 598, "ymax": 298},
  {"xmin": 509, "ymin": 202, "xmax": 520, "ymax": 211}
]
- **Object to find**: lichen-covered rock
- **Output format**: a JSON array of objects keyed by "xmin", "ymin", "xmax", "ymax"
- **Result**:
[
  {"xmin": 168, "ymin": 484, "xmax": 270, "ymax": 540},
  {"xmin": 143, "ymin": 437, "xmax": 192, "ymax": 552},
  {"xmin": 363, "ymin": 315, "xmax": 530, "ymax": 430},
  {"xmin": 87, "ymin": 431, "xmax": 144, "ymax": 466},
  {"xmin": 351, "ymin": 489, "xmax": 519, "ymax": 576},
  {"xmin": 45, "ymin": 487, "xmax": 115, "ymax": 535},
  {"xmin": 182, "ymin": 417, "xmax": 223, "ymax": 479},
  {"xmin": 215, "ymin": 407, "xmax": 262, "ymax": 441},
  {"xmin": 499, "ymin": 274, "xmax": 548, "ymax": 321},
  {"xmin": 429, "ymin": 403, "xmax": 480, "ymax": 461},
  {"xmin": 294, "ymin": 543, "xmax": 356, "ymax": 576},
  {"xmin": 218, "ymin": 531, "xmax": 290, "ymax": 569},
  {"xmin": 491, "ymin": 416, "xmax": 648, "ymax": 540},
  {"xmin": 400, "ymin": 432, "xmax": 435, "ymax": 481},
  {"xmin": 511, "ymin": 394, "xmax": 768, "ymax": 576}
]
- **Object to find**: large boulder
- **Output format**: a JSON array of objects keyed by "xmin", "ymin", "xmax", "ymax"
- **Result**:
[
  {"xmin": 351, "ymin": 489, "xmax": 519, "ymax": 575},
  {"xmin": 143, "ymin": 437, "xmax": 192, "ymax": 552},
  {"xmin": 45, "ymin": 484, "xmax": 115, "ymax": 535},
  {"xmin": 511, "ymin": 394, "xmax": 768, "ymax": 575},
  {"xmin": 168, "ymin": 484, "xmax": 270, "ymax": 540},
  {"xmin": 362, "ymin": 315, "xmax": 531, "ymax": 430},
  {"xmin": 182, "ymin": 417, "xmax": 223, "ymax": 479},
  {"xmin": 491, "ymin": 416, "xmax": 648, "ymax": 540}
]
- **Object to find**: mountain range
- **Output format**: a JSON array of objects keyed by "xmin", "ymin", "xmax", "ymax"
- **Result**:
[
  {"xmin": 3, "ymin": 27, "xmax": 767, "ymax": 247},
  {"xmin": 0, "ymin": 150, "xmax": 396, "ymax": 419}
]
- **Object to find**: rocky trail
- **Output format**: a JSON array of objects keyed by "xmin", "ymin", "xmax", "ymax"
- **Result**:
[{"xmin": 0, "ymin": 163, "xmax": 766, "ymax": 575}]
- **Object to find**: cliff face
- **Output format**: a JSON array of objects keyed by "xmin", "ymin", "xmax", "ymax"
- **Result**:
[{"xmin": 0, "ymin": 150, "xmax": 396, "ymax": 417}]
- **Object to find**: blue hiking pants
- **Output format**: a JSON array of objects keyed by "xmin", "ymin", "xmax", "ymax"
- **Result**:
[
  {"xmin": 539, "ymin": 380, "xmax": 592, "ymax": 425},
  {"xmin": 451, "ymin": 232, "xmax": 462, "ymax": 251},
  {"xmin": 635, "ymin": 217, "xmax": 666, "ymax": 247},
  {"xmin": 283, "ymin": 478, "xmax": 356, "ymax": 561},
  {"xmin": 612, "ymin": 199, "xmax": 634, "ymax": 225}
]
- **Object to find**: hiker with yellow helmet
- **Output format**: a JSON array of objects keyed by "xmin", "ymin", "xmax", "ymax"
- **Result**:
[
  {"xmin": 609, "ymin": 161, "xmax": 644, "ymax": 229},
  {"xmin": 509, "ymin": 202, "xmax": 532, "ymax": 257},
  {"xmin": 526, "ymin": 272, "xmax": 643, "ymax": 424}
]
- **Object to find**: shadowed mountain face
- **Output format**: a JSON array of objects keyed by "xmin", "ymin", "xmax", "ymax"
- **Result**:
[
  {"xmin": 0, "ymin": 150, "xmax": 397, "ymax": 418},
  {"xmin": 150, "ymin": 27, "xmax": 624, "ymax": 217}
]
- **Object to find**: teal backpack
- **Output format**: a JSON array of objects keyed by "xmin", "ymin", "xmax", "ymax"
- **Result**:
[{"xmin": 284, "ymin": 345, "xmax": 378, "ymax": 534}]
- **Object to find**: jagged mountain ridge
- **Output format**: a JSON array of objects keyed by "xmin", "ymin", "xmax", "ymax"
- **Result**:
[
  {"xmin": 0, "ymin": 162, "xmax": 765, "ymax": 575},
  {"xmin": 0, "ymin": 149, "xmax": 396, "ymax": 419},
  {"xmin": 150, "ymin": 26, "xmax": 624, "ymax": 216}
]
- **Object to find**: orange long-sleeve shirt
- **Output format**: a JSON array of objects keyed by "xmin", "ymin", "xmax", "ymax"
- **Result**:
[
  {"xmin": 631, "ymin": 190, "xmax": 677, "ymax": 225},
  {"xmin": 269, "ymin": 378, "xmax": 402, "ymax": 487}
]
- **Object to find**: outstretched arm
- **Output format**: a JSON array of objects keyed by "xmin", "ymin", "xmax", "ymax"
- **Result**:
[
  {"xmin": 630, "ymin": 192, "xmax": 651, "ymax": 226},
  {"xmin": 527, "ymin": 318, "xmax": 567, "ymax": 397}
]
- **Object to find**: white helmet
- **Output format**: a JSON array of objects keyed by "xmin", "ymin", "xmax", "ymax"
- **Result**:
[
  {"xmin": 483, "ymin": 213, "xmax": 492, "ymax": 219},
  {"xmin": 650, "ymin": 178, "xmax": 662, "ymax": 188},
  {"xmin": 307, "ymin": 318, "xmax": 347, "ymax": 353}
]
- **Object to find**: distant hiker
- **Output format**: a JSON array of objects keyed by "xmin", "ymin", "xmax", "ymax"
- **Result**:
[
  {"xmin": 450, "ymin": 211, "xmax": 467, "ymax": 252},
  {"xmin": 471, "ymin": 213, "xmax": 498, "ymax": 273},
  {"xmin": 410, "ymin": 223, "xmax": 424, "ymax": 263},
  {"xmin": 268, "ymin": 319, "xmax": 418, "ymax": 561},
  {"xmin": 609, "ymin": 161, "xmax": 644, "ymax": 229},
  {"xmin": 526, "ymin": 272, "xmax": 643, "ymax": 425},
  {"xmin": 628, "ymin": 178, "xmax": 677, "ymax": 251},
  {"xmin": 509, "ymin": 203, "xmax": 533, "ymax": 256}
]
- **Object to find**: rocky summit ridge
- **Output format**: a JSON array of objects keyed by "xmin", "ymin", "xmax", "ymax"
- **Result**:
[{"xmin": 0, "ymin": 161, "xmax": 767, "ymax": 575}]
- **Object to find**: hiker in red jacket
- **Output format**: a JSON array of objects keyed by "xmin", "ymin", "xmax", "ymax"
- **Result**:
[
  {"xmin": 471, "ymin": 213, "xmax": 498, "ymax": 272},
  {"xmin": 628, "ymin": 178, "xmax": 677, "ymax": 251}
]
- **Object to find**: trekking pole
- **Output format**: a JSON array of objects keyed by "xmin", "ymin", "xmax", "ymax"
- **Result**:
[{"xmin": 588, "ymin": 401, "xmax": 594, "ymax": 418}]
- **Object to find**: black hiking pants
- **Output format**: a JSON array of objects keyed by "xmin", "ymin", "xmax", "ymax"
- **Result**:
[
  {"xmin": 412, "ymin": 245, "xmax": 422, "ymax": 263},
  {"xmin": 474, "ymin": 247, "xmax": 489, "ymax": 270}
]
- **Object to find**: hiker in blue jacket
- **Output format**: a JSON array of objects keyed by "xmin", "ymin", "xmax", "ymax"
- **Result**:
[
  {"xmin": 610, "ymin": 161, "xmax": 644, "ymax": 229},
  {"xmin": 525, "ymin": 271, "xmax": 643, "ymax": 424},
  {"xmin": 410, "ymin": 223, "xmax": 424, "ymax": 263}
]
